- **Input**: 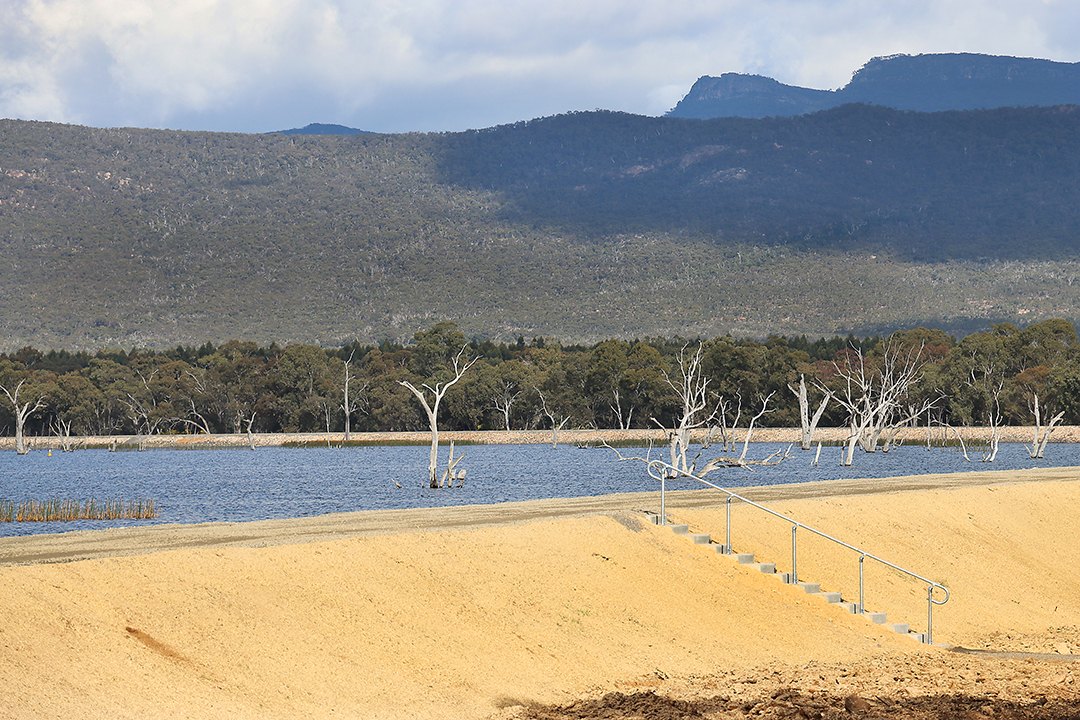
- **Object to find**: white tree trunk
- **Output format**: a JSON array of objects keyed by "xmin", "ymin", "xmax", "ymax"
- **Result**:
[
  {"xmin": 789, "ymin": 375, "xmax": 831, "ymax": 450},
  {"xmin": 245, "ymin": 412, "xmax": 257, "ymax": 450},
  {"xmin": 0, "ymin": 380, "xmax": 47, "ymax": 456},
  {"xmin": 1027, "ymin": 394, "xmax": 1064, "ymax": 459},
  {"xmin": 400, "ymin": 347, "xmax": 476, "ymax": 488}
]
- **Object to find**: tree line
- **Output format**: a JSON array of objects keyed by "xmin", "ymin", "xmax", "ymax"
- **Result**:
[{"xmin": 1, "ymin": 319, "xmax": 1079, "ymax": 447}]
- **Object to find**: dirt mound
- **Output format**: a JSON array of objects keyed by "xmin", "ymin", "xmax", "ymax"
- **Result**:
[
  {"xmin": 1, "ymin": 473, "xmax": 1078, "ymax": 719},
  {"xmin": 514, "ymin": 651, "xmax": 1080, "ymax": 720},
  {"xmin": 524, "ymin": 690, "xmax": 1079, "ymax": 720}
]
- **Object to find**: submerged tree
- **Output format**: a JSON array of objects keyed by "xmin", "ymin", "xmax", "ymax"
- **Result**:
[
  {"xmin": 399, "ymin": 345, "xmax": 477, "ymax": 488},
  {"xmin": 656, "ymin": 343, "xmax": 716, "ymax": 476},
  {"xmin": 788, "ymin": 373, "xmax": 832, "ymax": 451},
  {"xmin": 645, "ymin": 343, "xmax": 788, "ymax": 476},
  {"xmin": 832, "ymin": 340, "xmax": 939, "ymax": 466}
]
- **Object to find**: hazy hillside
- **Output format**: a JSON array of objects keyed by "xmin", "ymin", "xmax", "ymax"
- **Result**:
[
  {"xmin": 669, "ymin": 53, "xmax": 1080, "ymax": 119},
  {"xmin": 1, "ymin": 105, "xmax": 1079, "ymax": 351}
]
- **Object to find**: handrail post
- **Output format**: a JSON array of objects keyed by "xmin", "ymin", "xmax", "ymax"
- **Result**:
[
  {"xmin": 791, "ymin": 525, "xmax": 798, "ymax": 585},
  {"xmin": 858, "ymin": 554, "xmax": 865, "ymax": 614},
  {"xmin": 927, "ymin": 585, "xmax": 934, "ymax": 645},
  {"xmin": 660, "ymin": 475, "xmax": 666, "ymax": 525},
  {"xmin": 725, "ymin": 495, "xmax": 733, "ymax": 554}
]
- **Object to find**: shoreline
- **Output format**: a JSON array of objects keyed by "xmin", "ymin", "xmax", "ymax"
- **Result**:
[
  {"xmin": 2, "ymin": 425, "xmax": 1078, "ymax": 451},
  {"xmin": 2, "ymin": 464, "xmax": 1077, "ymax": 566}
]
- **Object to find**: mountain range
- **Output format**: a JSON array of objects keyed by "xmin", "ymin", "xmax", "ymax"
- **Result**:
[
  {"xmin": 668, "ymin": 53, "xmax": 1080, "ymax": 119},
  {"xmin": 1, "ymin": 54, "xmax": 1080, "ymax": 350}
]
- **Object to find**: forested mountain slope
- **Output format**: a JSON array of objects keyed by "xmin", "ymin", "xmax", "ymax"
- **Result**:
[
  {"xmin": 435, "ymin": 104, "xmax": 1080, "ymax": 260},
  {"xmin": 1, "ymin": 105, "xmax": 1079, "ymax": 350}
]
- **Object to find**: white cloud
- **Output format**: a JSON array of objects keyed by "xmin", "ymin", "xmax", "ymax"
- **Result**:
[{"xmin": 1, "ymin": 0, "xmax": 1078, "ymax": 133}]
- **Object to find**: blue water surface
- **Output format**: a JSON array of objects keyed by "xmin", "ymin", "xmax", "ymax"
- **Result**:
[{"xmin": 0, "ymin": 441, "xmax": 1076, "ymax": 537}]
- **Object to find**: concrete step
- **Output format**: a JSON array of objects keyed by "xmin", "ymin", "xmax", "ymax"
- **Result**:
[
  {"xmin": 672, "ymin": 522, "xmax": 927, "ymax": 644},
  {"xmin": 812, "ymin": 591, "xmax": 842, "ymax": 604}
]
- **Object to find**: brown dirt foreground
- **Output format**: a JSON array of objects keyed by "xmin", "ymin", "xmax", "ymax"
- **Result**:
[{"xmin": 1, "ymin": 469, "xmax": 1080, "ymax": 719}]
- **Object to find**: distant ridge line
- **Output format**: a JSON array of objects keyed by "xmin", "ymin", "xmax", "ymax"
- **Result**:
[
  {"xmin": 668, "ymin": 52, "xmax": 1080, "ymax": 119},
  {"xmin": 271, "ymin": 123, "xmax": 372, "ymax": 135}
]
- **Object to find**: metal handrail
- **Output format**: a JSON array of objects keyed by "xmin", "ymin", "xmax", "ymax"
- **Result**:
[{"xmin": 648, "ymin": 459, "xmax": 949, "ymax": 644}]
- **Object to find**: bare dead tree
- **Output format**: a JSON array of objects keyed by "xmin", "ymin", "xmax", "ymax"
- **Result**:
[
  {"xmin": 171, "ymin": 398, "xmax": 213, "ymax": 435},
  {"xmin": 536, "ymin": 387, "xmax": 571, "ymax": 448},
  {"xmin": 0, "ymin": 379, "xmax": 48, "ymax": 455},
  {"xmin": 653, "ymin": 343, "xmax": 717, "ymax": 477},
  {"xmin": 341, "ymin": 351, "xmax": 368, "ymax": 442},
  {"xmin": 1027, "ymin": 393, "xmax": 1064, "ymax": 459},
  {"xmin": 240, "ymin": 410, "xmax": 257, "ymax": 450},
  {"xmin": 610, "ymin": 387, "xmax": 634, "ymax": 430},
  {"xmin": 788, "ymin": 374, "xmax": 832, "ymax": 450},
  {"xmin": 399, "ymin": 346, "xmax": 477, "ymax": 488},
  {"xmin": 441, "ymin": 441, "xmax": 466, "ymax": 487},
  {"xmin": 492, "ymin": 382, "xmax": 523, "ymax": 431},
  {"xmin": 50, "ymin": 416, "xmax": 76, "ymax": 452},
  {"xmin": 714, "ymin": 392, "xmax": 742, "ymax": 453},
  {"xmin": 609, "ymin": 432, "xmax": 791, "ymax": 481},
  {"xmin": 650, "ymin": 345, "xmax": 787, "ymax": 476},
  {"xmin": 962, "ymin": 360, "xmax": 1006, "ymax": 462},
  {"xmin": 980, "ymin": 378, "xmax": 1005, "ymax": 462},
  {"xmin": 732, "ymin": 391, "xmax": 778, "ymax": 464},
  {"xmin": 181, "ymin": 368, "xmax": 214, "ymax": 435},
  {"xmin": 833, "ymin": 342, "xmax": 939, "ymax": 466}
]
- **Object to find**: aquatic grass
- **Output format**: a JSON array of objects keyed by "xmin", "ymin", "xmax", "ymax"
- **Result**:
[{"xmin": 1, "ymin": 498, "xmax": 158, "ymax": 523}]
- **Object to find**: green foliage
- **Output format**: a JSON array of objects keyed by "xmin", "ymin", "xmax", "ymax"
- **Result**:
[{"xmin": 1, "ymin": 319, "xmax": 1078, "ymax": 441}]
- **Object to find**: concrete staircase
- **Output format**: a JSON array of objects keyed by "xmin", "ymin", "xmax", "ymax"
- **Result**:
[{"xmin": 665, "ymin": 522, "xmax": 929, "ymax": 644}]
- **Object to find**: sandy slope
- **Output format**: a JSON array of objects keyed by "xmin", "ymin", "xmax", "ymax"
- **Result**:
[{"xmin": 1, "ymin": 471, "xmax": 1079, "ymax": 719}]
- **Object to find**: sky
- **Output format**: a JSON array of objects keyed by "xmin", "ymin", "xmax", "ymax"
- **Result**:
[{"xmin": 2, "ymin": 0, "xmax": 1079, "ymax": 135}]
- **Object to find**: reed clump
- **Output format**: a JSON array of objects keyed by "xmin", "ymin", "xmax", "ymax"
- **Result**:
[{"xmin": 0, "ymin": 498, "xmax": 158, "ymax": 523}]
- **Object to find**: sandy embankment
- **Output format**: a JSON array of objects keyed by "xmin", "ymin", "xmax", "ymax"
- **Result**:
[
  {"xmin": 6, "ymin": 425, "xmax": 1080, "ymax": 451},
  {"xmin": 0, "ymin": 469, "xmax": 1078, "ymax": 719}
]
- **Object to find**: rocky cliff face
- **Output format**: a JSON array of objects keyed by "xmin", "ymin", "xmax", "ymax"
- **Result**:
[
  {"xmin": 668, "ymin": 53, "xmax": 1080, "ymax": 119},
  {"xmin": 668, "ymin": 73, "xmax": 832, "ymax": 118}
]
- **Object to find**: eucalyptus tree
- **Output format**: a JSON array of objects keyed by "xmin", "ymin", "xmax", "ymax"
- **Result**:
[
  {"xmin": 274, "ymin": 344, "xmax": 339, "ymax": 432},
  {"xmin": 48, "ymin": 371, "xmax": 111, "ymax": 445},
  {"xmin": 199, "ymin": 341, "xmax": 272, "ymax": 445},
  {"xmin": 935, "ymin": 328, "xmax": 1011, "ymax": 459},
  {"xmin": 488, "ymin": 359, "xmax": 534, "ymax": 431}
]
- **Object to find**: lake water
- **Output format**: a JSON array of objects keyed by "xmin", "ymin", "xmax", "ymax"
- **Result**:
[{"xmin": 0, "ymin": 442, "xmax": 1077, "ymax": 537}]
